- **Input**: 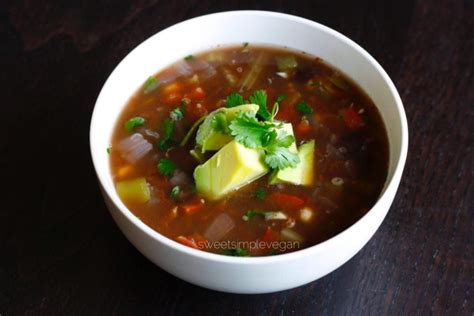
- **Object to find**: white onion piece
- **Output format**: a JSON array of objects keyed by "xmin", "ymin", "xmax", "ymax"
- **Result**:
[
  {"xmin": 281, "ymin": 228, "xmax": 304, "ymax": 242},
  {"xmin": 264, "ymin": 212, "xmax": 288, "ymax": 221},
  {"xmin": 116, "ymin": 133, "xmax": 152, "ymax": 163},
  {"xmin": 189, "ymin": 59, "xmax": 216, "ymax": 81},
  {"xmin": 276, "ymin": 72, "xmax": 288, "ymax": 78},
  {"xmin": 204, "ymin": 213, "xmax": 235, "ymax": 241},
  {"xmin": 156, "ymin": 63, "xmax": 193, "ymax": 84}
]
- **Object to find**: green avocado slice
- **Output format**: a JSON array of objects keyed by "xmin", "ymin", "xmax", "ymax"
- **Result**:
[
  {"xmin": 196, "ymin": 104, "xmax": 259, "ymax": 153},
  {"xmin": 194, "ymin": 140, "xmax": 269, "ymax": 200},
  {"xmin": 269, "ymin": 140, "xmax": 315, "ymax": 186}
]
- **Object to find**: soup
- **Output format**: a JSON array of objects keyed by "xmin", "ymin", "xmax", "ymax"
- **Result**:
[{"xmin": 109, "ymin": 45, "xmax": 389, "ymax": 256}]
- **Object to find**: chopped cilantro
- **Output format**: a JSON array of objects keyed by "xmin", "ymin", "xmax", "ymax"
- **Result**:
[
  {"xmin": 296, "ymin": 102, "xmax": 313, "ymax": 114},
  {"xmin": 170, "ymin": 108, "xmax": 184, "ymax": 121},
  {"xmin": 264, "ymin": 142, "xmax": 300, "ymax": 169},
  {"xmin": 249, "ymin": 90, "xmax": 271, "ymax": 120},
  {"xmin": 242, "ymin": 209, "xmax": 265, "ymax": 221},
  {"xmin": 157, "ymin": 158, "xmax": 176, "ymax": 176},
  {"xmin": 124, "ymin": 116, "xmax": 145, "ymax": 131},
  {"xmin": 226, "ymin": 92, "xmax": 245, "ymax": 108},
  {"xmin": 255, "ymin": 188, "xmax": 266, "ymax": 200},
  {"xmin": 229, "ymin": 111, "xmax": 275, "ymax": 149},
  {"xmin": 223, "ymin": 248, "xmax": 249, "ymax": 257},
  {"xmin": 276, "ymin": 94, "xmax": 287, "ymax": 103},
  {"xmin": 106, "ymin": 146, "xmax": 112, "ymax": 154},
  {"xmin": 180, "ymin": 99, "xmax": 188, "ymax": 109},
  {"xmin": 211, "ymin": 111, "xmax": 230, "ymax": 133},
  {"xmin": 158, "ymin": 118, "xmax": 175, "ymax": 150},
  {"xmin": 243, "ymin": 42, "xmax": 249, "ymax": 47},
  {"xmin": 229, "ymin": 111, "xmax": 299, "ymax": 170},
  {"xmin": 143, "ymin": 76, "xmax": 159, "ymax": 94},
  {"xmin": 184, "ymin": 54, "xmax": 194, "ymax": 61},
  {"xmin": 170, "ymin": 186, "xmax": 180, "ymax": 199}
]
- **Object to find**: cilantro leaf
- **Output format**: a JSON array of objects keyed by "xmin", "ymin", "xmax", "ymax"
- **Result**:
[
  {"xmin": 211, "ymin": 111, "xmax": 230, "ymax": 133},
  {"xmin": 223, "ymin": 248, "xmax": 249, "ymax": 257},
  {"xmin": 170, "ymin": 108, "xmax": 184, "ymax": 121},
  {"xmin": 184, "ymin": 54, "xmax": 194, "ymax": 61},
  {"xmin": 255, "ymin": 188, "xmax": 266, "ymax": 200},
  {"xmin": 170, "ymin": 186, "xmax": 180, "ymax": 199},
  {"xmin": 229, "ymin": 111, "xmax": 274, "ymax": 148},
  {"xmin": 158, "ymin": 118, "xmax": 175, "ymax": 150},
  {"xmin": 157, "ymin": 159, "xmax": 176, "ymax": 176},
  {"xmin": 229, "ymin": 110, "xmax": 299, "ymax": 170},
  {"xmin": 242, "ymin": 209, "xmax": 265, "ymax": 221},
  {"xmin": 124, "ymin": 116, "xmax": 145, "ymax": 131},
  {"xmin": 249, "ymin": 90, "xmax": 271, "ymax": 120},
  {"xmin": 276, "ymin": 94, "xmax": 287, "ymax": 103},
  {"xmin": 264, "ymin": 145, "xmax": 300, "ymax": 169},
  {"xmin": 296, "ymin": 102, "xmax": 313, "ymax": 114},
  {"xmin": 226, "ymin": 92, "xmax": 245, "ymax": 108},
  {"xmin": 143, "ymin": 76, "xmax": 159, "ymax": 94}
]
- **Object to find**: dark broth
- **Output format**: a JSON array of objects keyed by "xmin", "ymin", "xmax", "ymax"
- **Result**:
[{"xmin": 109, "ymin": 45, "xmax": 389, "ymax": 256}]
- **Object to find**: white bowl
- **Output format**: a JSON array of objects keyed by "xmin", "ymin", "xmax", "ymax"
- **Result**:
[{"xmin": 90, "ymin": 11, "xmax": 408, "ymax": 294}]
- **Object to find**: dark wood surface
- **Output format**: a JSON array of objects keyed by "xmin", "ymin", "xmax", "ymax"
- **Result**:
[{"xmin": 1, "ymin": 0, "xmax": 473, "ymax": 314}]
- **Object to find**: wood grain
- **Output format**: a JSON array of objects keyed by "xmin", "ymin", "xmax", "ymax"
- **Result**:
[{"xmin": 1, "ymin": 0, "xmax": 472, "ymax": 314}]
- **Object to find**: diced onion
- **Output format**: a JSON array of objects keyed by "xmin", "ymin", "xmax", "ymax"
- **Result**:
[
  {"xmin": 299, "ymin": 207, "xmax": 314, "ymax": 223},
  {"xmin": 276, "ymin": 72, "xmax": 288, "ymax": 78},
  {"xmin": 331, "ymin": 177, "xmax": 344, "ymax": 186},
  {"xmin": 204, "ymin": 213, "xmax": 235, "ymax": 241},
  {"xmin": 264, "ymin": 211, "xmax": 288, "ymax": 221},
  {"xmin": 281, "ymin": 228, "xmax": 304, "ymax": 242},
  {"xmin": 116, "ymin": 133, "xmax": 152, "ymax": 163}
]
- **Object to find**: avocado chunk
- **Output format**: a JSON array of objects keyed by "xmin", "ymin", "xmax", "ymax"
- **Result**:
[
  {"xmin": 269, "ymin": 140, "xmax": 315, "ymax": 186},
  {"xmin": 277, "ymin": 122, "xmax": 298, "ymax": 152},
  {"xmin": 196, "ymin": 104, "xmax": 259, "ymax": 153},
  {"xmin": 194, "ymin": 140, "xmax": 269, "ymax": 200}
]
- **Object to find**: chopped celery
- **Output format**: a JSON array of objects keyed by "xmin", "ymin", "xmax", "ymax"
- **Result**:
[
  {"xmin": 239, "ymin": 52, "xmax": 267, "ymax": 91},
  {"xmin": 179, "ymin": 115, "xmax": 206, "ymax": 147},
  {"xmin": 328, "ymin": 74, "xmax": 349, "ymax": 91},
  {"xmin": 276, "ymin": 56, "xmax": 298, "ymax": 72},
  {"xmin": 116, "ymin": 178, "xmax": 150, "ymax": 203},
  {"xmin": 205, "ymin": 52, "xmax": 225, "ymax": 63},
  {"xmin": 190, "ymin": 149, "xmax": 206, "ymax": 163},
  {"xmin": 281, "ymin": 228, "xmax": 304, "ymax": 242}
]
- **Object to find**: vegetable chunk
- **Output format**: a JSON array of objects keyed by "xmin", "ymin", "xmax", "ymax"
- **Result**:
[
  {"xmin": 196, "ymin": 104, "xmax": 259, "ymax": 152},
  {"xmin": 194, "ymin": 140, "xmax": 269, "ymax": 200},
  {"xmin": 116, "ymin": 177, "xmax": 150, "ymax": 203},
  {"xmin": 270, "ymin": 140, "xmax": 315, "ymax": 186}
]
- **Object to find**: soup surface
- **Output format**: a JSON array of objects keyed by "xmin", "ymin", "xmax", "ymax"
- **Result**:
[{"xmin": 109, "ymin": 45, "xmax": 389, "ymax": 256}]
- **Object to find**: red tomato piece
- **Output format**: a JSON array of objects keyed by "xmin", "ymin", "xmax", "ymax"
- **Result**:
[{"xmin": 269, "ymin": 192, "xmax": 306, "ymax": 209}]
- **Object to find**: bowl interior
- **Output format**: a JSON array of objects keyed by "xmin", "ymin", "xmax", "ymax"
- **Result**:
[{"xmin": 91, "ymin": 11, "xmax": 407, "ymax": 255}]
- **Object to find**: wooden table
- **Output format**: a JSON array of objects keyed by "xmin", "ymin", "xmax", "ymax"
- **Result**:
[{"xmin": 1, "ymin": 1, "xmax": 472, "ymax": 314}]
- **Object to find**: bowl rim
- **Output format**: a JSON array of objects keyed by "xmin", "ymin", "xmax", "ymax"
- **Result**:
[{"xmin": 90, "ymin": 10, "xmax": 408, "ymax": 264}]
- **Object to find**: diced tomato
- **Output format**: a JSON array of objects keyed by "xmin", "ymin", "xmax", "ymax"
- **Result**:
[
  {"xmin": 176, "ymin": 235, "xmax": 200, "ymax": 249},
  {"xmin": 262, "ymin": 227, "xmax": 277, "ymax": 243},
  {"xmin": 187, "ymin": 87, "xmax": 206, "ymax": 101},
  {"xmin": 163, "ymin": 82, "xmax": 182, "ymax": 94},
  {"xmin": 162, "ymin": 92, "xmax": 182, "ymax": 105},
  {"xmin": 342, "ymin": 107, "xmax": 363, "ymax": 129},
  {"xmin": 269, "ymin": 192, "xmax": 306, "ymax": 209},
  {"xmin": 295, "ymin": 120, "xmax": 313, "ymax": 138},
  {"xmin": 180, "ymin": 197, "xmax": 205, "ymax": 215}
]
